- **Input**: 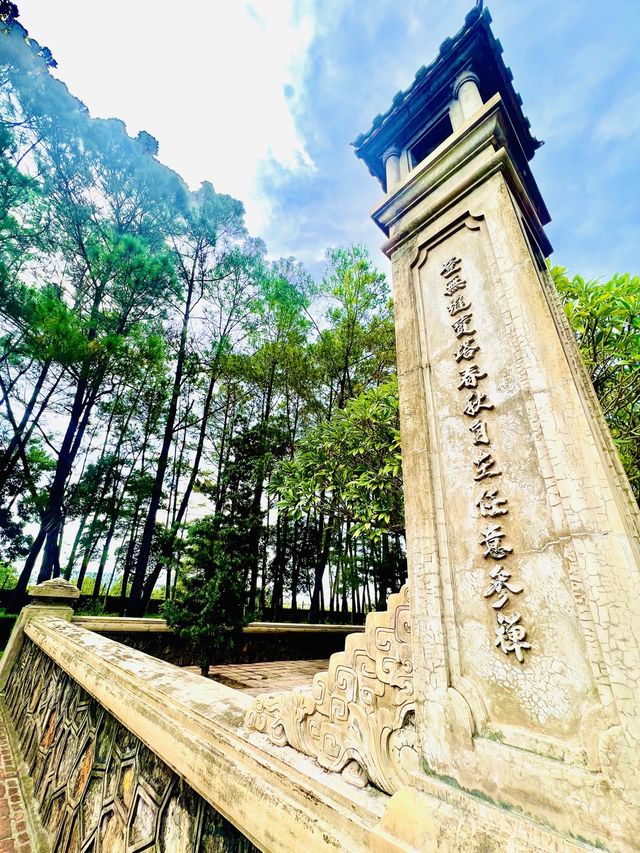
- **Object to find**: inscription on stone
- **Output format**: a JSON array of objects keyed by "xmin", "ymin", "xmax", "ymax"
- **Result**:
[
  {"xmin": 440, "ymin": 256, "xmax": 531, "ymax": 662},
  {"xmin": 453, "ymin": 339, "xmax": 480, "ymax": 362},
  {"xmin": 469, "ymin": 419, "xmax": 490, "ymax": 445},
  {"xmin": 458, "ymin": 365, "xmax": 486, "ymax": 389}
]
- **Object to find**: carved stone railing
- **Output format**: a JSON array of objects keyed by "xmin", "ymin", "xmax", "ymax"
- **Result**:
[
  {"xmin": 246, "ymin": 586, "xmax": 418, "ymax": 795},
  {"xmin": 0, "ymin": 582, "xmax": 600, "ymax": 852},
  {"xmin": 0, "ymin": 580, "xmax": 387, "ymax": 852}
]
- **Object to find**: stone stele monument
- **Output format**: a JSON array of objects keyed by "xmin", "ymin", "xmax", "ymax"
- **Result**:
[{"xmin": 248, "ymin": 4, "xmax": 640, "ymax": 849}]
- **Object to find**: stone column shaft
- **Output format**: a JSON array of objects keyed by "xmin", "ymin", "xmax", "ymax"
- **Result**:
[
  {"xmin": 373, "ymin": 96, "xmax": 640, "ymax": 849},
  {"xmin": 454, "ymin": 71, "xmax": 483, "ymax": 122},
  {"xmin": 383, "ymin": 147, "xmax": 402, "ymax": 191}
]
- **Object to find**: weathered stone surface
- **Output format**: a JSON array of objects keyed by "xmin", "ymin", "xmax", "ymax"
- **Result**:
[
  {"xmin": 29, "ymin": 579, "xmax": 80, "ymax": 603},
  {"xmin": 4, "ymin": 637, "xmax": 256, "ymax": 851},
  {"xmin": 348, "ymin": 7, "xmax": 640, "ymax": 850},
  {"xmin": 370, "ymin": 785, "xmax": 594, "ymax": 853},
  {"xmin": 246, "ymin": 586, "xmax": 418, "ymax": 795},
  {"xmin": 360, "ymin": 60, "xmax": 640, "ymax": 853}
]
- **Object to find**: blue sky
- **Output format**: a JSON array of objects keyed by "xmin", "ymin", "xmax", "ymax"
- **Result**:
[{"xmin": 21, "ymin": 0, "xmax": 640, "ymax": 281}]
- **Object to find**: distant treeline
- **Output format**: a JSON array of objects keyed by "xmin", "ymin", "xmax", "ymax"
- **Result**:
[{"xmin": 0, "ymin": 11, "xmax": 404, "ymax": 618}]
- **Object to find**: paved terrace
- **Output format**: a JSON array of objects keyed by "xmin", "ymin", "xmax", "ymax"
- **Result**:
[
  {"xmin": 185, "ymin": 659, "xmax": 331, "ymax": 696},
  {"xmin": 0, "ymin": 703, "xmax": 48, "ymax": 853}
]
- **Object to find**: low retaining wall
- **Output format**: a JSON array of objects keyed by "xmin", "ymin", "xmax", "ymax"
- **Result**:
[
  {"xmin": 0, "ymin": 591, "xmax": 368, "ymax": 623},
  {"xmin": 71, "ymin": 617, "xmax": 364, "ymax": 667},
  {"xmin": 4, "ymin": 636, "xmax": 256, "ymax": 851},
  {"xmin": 0, "ymin": 588, "xmax": 385, "ymax": 852}
]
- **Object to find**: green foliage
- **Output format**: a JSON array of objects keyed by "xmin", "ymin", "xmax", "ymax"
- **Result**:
[
  {"xmin": 551, "ymin": 265, "xmax": 640, "ymax": 500},
  {"xmin": 314, "ymin": 245, "xmax": 396, "ymax": 410},
  {"xmin": 0, "ymin": 123, "xmax": 39, "ymax": 290},
  {"xmin": 75, "ymin": 599, "xmax": 106, "ymax": 617},
  {"xmin": 163, "ymin": 516, "xmax": 250, "ymax": 675},
  {"xmin": 4, "ymin": 0, "xmax": 635, "ymax": 625},
  {"xmin": 0, "ymin": 613, "xmax": 17, "ymax": 651},
  {"xmin": 78, "ymin": 575, "xmax": 97, "ymax": 595},
  {"xmin": 0, "ymin": 439, "xmax": 53, "ymax": 559},
  {"xmin": 0, "ymin": 560, "xmax": 17, "ymax": 589},
  {"xmin": 273, "ymin": 377, "xmax": 403, "ymax": 539}
]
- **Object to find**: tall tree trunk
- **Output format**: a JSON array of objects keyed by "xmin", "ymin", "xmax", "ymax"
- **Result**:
[
  {"xmin": 290, "ymin": 517, "xmax": 300, "ymax": 612},
  {"xmin": 378, "ymin": 533, "xmax": 390, "ymax": 609},
  {"xmin": 166, "ymin": 400, "xmax": 190, "ymax": 526},
  {"xmin": 213, "ymin": 387, "xmax": 234, "ymax": 515},
  {"xmin": 9, "ymin": 526, "xmax": 46, "ymax": 609},
  {"xmin": 340, "ymin": 526, "xmax": 349, "ymax": 617},
  {"xmin": 128, "ymin": 266, "xmax": 197, "ymax": 615},
  {"xmin": 271, "ymin": 511, "xmax": 287, "ymax": 619},
  {"xmin": 173, "ymin": 343, "xmax": 225, "ymax": 526},
  {"xmin": 309, "ymin": 511, "xmax": 334, "ymax": 622},
  {"xmin": 75, "ymin": 510, "xmax": 104, "ymax": 592},
  {"xmin": 63, "ymin": 514, "xmax": 87, "ymax": 580},
  {"xmin": 119, "ymin": 507, "xmax": 141, "ymax": 615},
  {"xmin": 37, "ymin": 386, "xmax": 99, "ymax": 585},
  {"xmin": 91, "ymin": 512, "xmax": 118, "ymax": 599},
  {"xmin": 11, "ymin": 373, "xmax": 98, "ymax": 606},
  {"xmin": 247, "ymin": 358, "xmax": 277, "ymax": 614}
]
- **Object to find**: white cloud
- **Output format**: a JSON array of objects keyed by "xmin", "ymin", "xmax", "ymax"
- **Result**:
[{"xmin": 22, "ymin": 0, "xmax": 317, "ymax": 234}]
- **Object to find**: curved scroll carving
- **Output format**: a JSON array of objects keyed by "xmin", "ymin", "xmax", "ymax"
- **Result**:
[{"xmin": 245, "ymin": 586, "xmax": 418, "ymax": 795}]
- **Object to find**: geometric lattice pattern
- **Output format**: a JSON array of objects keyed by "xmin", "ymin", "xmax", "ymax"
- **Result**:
[{"xmin": 4, "ymin": 638, "xmax": 256, "ymax": 852}]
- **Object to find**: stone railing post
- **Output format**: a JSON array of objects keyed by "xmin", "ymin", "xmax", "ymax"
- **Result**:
[{"xmin": 0, "ymin": 578, "xmax": 80, "ymax": 691}]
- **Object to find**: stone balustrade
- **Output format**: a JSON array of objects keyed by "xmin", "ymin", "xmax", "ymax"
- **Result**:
[
  {"xmin": 0, "ymin": 580, "xmax": 386, "ymax": 852},
  {"xmin": 0, "ymin": 579, "xmax": 601, "ymax": 852}
]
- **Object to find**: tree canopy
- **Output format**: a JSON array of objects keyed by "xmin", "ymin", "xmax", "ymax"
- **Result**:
[
  {"xmin": 551, "ymin": 265, "xmax": 640, "ymax": 501},
  {"xmin": 0, "ymin": 7, "xmax": 637, "ymax": 628}
]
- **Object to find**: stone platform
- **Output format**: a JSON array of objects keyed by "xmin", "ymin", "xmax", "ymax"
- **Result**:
[{"xmin": 185, "ymin": 659, "xmax": 330, "ymax": 696}]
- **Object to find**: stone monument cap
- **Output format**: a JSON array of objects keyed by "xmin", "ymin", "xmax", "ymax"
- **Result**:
[{"xmin": 352, "ymin": 1, "xmax": 541, "ymax": 190}]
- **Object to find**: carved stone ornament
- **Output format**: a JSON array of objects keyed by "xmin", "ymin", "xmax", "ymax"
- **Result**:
[
  {"xmin": 245, "ymin": 586, "xmax": 418, "ymax": 795},
  {"xmin": 29, "ymin": 577, "xmax": 81, "ymax": 602}
]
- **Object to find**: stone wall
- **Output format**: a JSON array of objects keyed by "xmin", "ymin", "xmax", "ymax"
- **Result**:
[
  {"xmin": 71, "ymin": 617, "xmax": 363, "ymax": 667},
  {"xmin": 0, "ymin": 591, "xmax": 368, "ymax": 624},
  {"xmin": 4, "ymin": 637, "xmax": 256, "ymax": 852}
]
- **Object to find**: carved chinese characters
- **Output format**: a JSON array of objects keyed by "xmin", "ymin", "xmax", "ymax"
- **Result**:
[{"xmin": 440, "ymin": 257, "xmax": 531, "ymax": 663}]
